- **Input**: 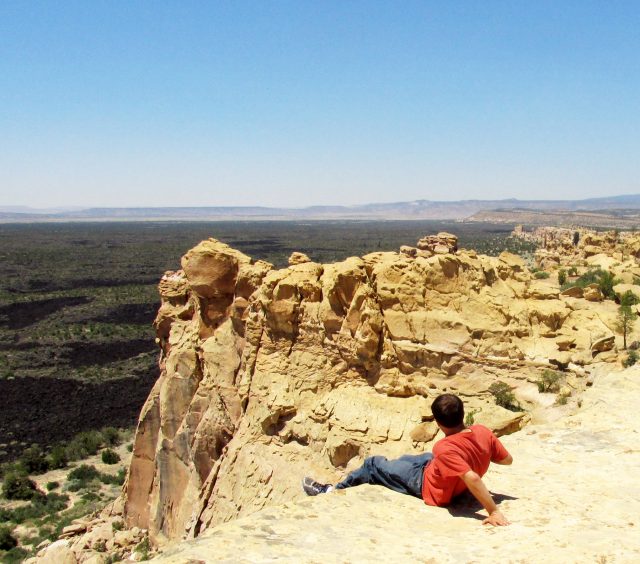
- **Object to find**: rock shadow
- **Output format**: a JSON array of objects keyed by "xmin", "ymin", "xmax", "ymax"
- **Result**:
[{"xmin": 0, "ymin": 296, "xmax": 92, "ymax": 329}]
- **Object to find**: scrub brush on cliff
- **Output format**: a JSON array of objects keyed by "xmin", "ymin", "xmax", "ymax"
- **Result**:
[{"xmin": 302, "ymin": 477, "xmax": 334, "ymax": 496}]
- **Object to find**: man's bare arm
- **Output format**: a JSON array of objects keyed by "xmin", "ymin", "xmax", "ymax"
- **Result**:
[
  {"xmin": 494, "ymin": 453, "xmax": 513, "ymax": 465},
  {"xmin": 460, "ymin": 470, "xmax": 510, "ymax": 526}
]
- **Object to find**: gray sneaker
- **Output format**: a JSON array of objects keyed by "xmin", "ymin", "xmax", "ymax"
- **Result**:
[{"xmin": 302, "ymin": 477, "xmax": 332, "ymax": 496}]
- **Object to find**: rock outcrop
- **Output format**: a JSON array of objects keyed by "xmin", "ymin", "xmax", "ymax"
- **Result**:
[
  {"xmin": 37, "ymin": 233, "xmax": 637, "ymax": 562},
  {"xmin": 151, "ymin": 365, "xmax": 640, "ymax": 563},
  {"xmin": 120, "ymin": 236, "xmax": 625, "ymax": 545}
]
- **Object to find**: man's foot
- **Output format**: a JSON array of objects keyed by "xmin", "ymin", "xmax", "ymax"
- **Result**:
[{"xmin": 302, "ymin": 477, "xmax": 333, "ymax": 496}]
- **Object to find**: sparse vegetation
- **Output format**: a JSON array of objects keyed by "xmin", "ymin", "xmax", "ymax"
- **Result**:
[
  {"xmin": 101, "ymin": 448, "xmax": 121, "ymax": 465},
  {"xmin": 464, "ymin": 409, "xmax": 479, "ymax": 426},
  {"xmin": 0, "ymin": 526, "xmax": 18, "ymax": 550},
  {"xmin": 558, "ymin": 269, "xmax": 567, "ymax": 286},
  {"xmin": 537, "ymin": 369, "xmax": 564, "ymax": 393},
  {"xmin": 135, "ymin": 536, "xmax": 151, "ymax": 560},
  {"xmin": 534, "ymin": 270, "xmax": 550, "ymax": 279},
  {"xmin": 2, "ymin": 473, "xmax": 39, "ymax": 501},
  {"xmin": 561, "ymin": 268, "xmax": 619, "ymax": 299},
  {"xmin": 488, "ymin": 382, "xmax": 521, "ymax": 412},
  {"xmin": 616, "ymin": 301, "xmax": 636, "ymax": 350},
  {"xmin": 624, "ymin": 350, "xmax": 638, "ymax": 367}
]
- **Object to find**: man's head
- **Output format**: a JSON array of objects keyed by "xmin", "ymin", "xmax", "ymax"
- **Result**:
[{"xmin": 431, "ymin": 393, "xmax": 464, "ymax": 428}]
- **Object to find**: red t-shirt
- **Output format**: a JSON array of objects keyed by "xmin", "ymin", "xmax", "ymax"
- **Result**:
[{"xmin": 421, "ymin": 424, "xmax": 509, "ymax": 506}]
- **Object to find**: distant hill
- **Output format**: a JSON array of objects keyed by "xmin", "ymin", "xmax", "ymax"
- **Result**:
[{"xmin": 3, "ymin": 194, "xmax": 640, "ymax": 223}]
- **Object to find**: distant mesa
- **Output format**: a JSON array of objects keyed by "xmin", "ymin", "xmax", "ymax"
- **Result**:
[{"xmin": 4, "ymin": 194, "xmax": 640, "ymax": 224}]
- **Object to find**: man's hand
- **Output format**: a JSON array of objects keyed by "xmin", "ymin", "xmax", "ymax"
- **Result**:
[
  {"xmin": 460, "ymin": 470, "xmax": 511, "ymax": 526},
  {"xmin": 482, "ymin": 510, "xmax": 510, "ymax": 526}
]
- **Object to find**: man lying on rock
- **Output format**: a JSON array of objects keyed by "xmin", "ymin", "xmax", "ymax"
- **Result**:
[{"xmin": 303, "ymin": 393, "xmax": 513, "ymax": 526}]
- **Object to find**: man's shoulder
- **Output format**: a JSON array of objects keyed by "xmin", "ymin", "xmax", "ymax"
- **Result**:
[{"xmin": 470, "ymin": 424, "xmax": 493, "ymax": 434}]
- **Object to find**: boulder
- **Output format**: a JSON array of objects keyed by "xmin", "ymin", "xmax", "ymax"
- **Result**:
[
  {"xmin": 288, "ymin": 251, "xmax": 311, "ymax": 265},
  {"xmin": 583, "ymin": 283, "xmax": 604, "ymax": 302},
  {"xmin": 560, "ymin": 285, "xmax": 583, "ymax": 298},
  {"xmin": 591, "ymin": 335, "xmax": 615, "ymax": 353}
]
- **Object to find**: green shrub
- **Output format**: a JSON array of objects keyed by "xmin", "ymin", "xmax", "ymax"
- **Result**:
[
  {"xmin": 561, "ymin": 269, "xmax": 619, "ymax": 299},
  {"xmin": 112, "ymin": 520, "xmax": 124, "ymax": 532},
  {"xmin": 0, "ymin": 526, "xmax": 18, "ymax": 550},
  {"xmin": 464, "ymin": 409, "xmax": 479, "ymax": 426},
  {"xmin": 48, "ymin": 445, "xmax": 69, "ymax": 469},
  {"xmin": 488, "ymin": 382, "xmax": 521, "ymax": 412},
  {"xmin": 2, "ymin": 473, "xmax": 39, "ymax": 501},
  {"xmin": 620, "ymin": 289, "xmax": 640, "ymax": 307},
  {"xmin": 68, "ymin": 464, "xmax": 100, "ymax": 483},
  {"xmin": 46, "ymin": 481, "xmax": 59, "ymax": 491},
  {"xmin": 100, "ymin": 468, "xmax": 126, "ymax": 486},
  {"xmin": 135, "ymin": 536, "xmax": 151, "ymax": 560},
  {"xmin": 624, "ymin": 350, "xmax": 638, "ymax": 368},
  {"xmin": 537, "ymin": 369, "xmax": 563, "ymax": 393},
  {"xmin": 534, "ymin": 271, "xmax": 550, "ymax": 279},
  {"xmin": 127, "ymin": 444, "xmax": 133, "ymax": 453},
  {"xmin": 19, "ymin": 444, "xmax": 50, "ymax": 475},
  {"xmin": 0, "ymin": 492, "xmax": 69, "ymax": 524},
  {"xmin": 568, "ymin": 266, "xmax": 578, "ymax": 276},
  {"xmin": 101, "ymin": 449, "xmax": 121, "ymax": 465},
  {"xmin": 558, "ymin": 269, "xmax": 567, "ymax": 286},
  {"xmin": 66, "ymin": 431, "xmax": 103, "ymax": 460},
  {"xmin": 100, "ymin": 427, "xmax": 121, "ymax": 447}
]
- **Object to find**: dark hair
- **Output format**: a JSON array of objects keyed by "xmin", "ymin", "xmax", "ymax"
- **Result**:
[{"xmin": 431, "ymin": 394, "xmax": 464, "ymax": 428}]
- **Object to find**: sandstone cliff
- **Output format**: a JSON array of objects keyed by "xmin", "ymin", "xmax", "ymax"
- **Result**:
[
  {"xmin": 36, "ymin": 233, "xmax": 636, "ymax": 562},
  {"xmin": 152, "ymin": 364, "xmax": 640, "ymax": 563},
  {"xmin": 123, "ymin": 235, "xmax": 623, "ymax": 544}
]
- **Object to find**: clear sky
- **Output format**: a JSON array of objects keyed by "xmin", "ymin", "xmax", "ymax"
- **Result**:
[{"xmin": 1, "ymin": 1, "xmax": 639, "ymax": 208}]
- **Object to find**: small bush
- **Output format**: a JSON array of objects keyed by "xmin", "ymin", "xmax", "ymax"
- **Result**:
[
  {"xmin": 561, "ymin": 269, "xmax": 619, "ymax": 300},
  {"xmin": 537, "ymin": 369, "xmax": 564, "ymax": 393},
  {"xmin": 2, "ymin": 473, "xmax": 39, "ymax": 501},
  {"xmin": 100, "ymin": 467, "xmax": 126, "ymax": 486},
  {"xmin": 558, "ymin": 269, "xmax": 567, "ymax": 286},
  {"xmin": 488, "ymin": 382, "xmax": 521, "ymax": 412},
  {"xmin": 624, "ymin": 350, "xmax": 638, "ymax": 368},
  {"xmin": 620, "ymin": 290, "xmax": 640, "ymax": 307},
  {"xmin": 112, "ymin": 520, "xmax": 125, "ymax": 532},
  {"xmin": 100, "ymin": 427, "xmax": 121, "ymax": 447},
  {"xmin": 568, "ymin": 266, "xmax": 578, "ymax": 276},
  {"xmin": 0, "ymin": 526, "xmax": 18, "ymax": 550},
  {"xmin": 47, "ymin": 445, "xmax": 69, "ymax": 469},
  {"xmin": 101, "ymin": 449, "xmax": 121, "ymax": 465},
  {"xmin": 534, "ymin": 271, "xmax": 550, "ymax": 279},
  {"xmin": 135, "ymin": 536, "xmax": 151, "ymax": 560},
  {"xmin": 46, "ymin": 481, "xmax": 59, "ymax": 491},
  {"xmin": 66, "ymin": 431, "xmax": 103, "ymax": 461},
  {"xmin": 68, "ymin": 464, "xmax": 100, "ymax": 483},
  {"xmin": 127, "ymin": 444, "xmax": 133, "ymax": 453},
  {"xmin": 464, "ymin": 409, "xmax": 479, "ymax": 426},
  {"xmin": 19, "ymin": 444, "xmax": 50, "ymax": 475}
]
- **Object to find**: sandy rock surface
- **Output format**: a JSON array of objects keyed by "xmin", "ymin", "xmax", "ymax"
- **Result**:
[{"xmin": 152, "ymin": 366, "xmax": 640, "ymax": 563}]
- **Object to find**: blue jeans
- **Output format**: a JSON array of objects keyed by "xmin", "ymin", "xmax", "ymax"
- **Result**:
[{"xmin": 335, "ymin": 453, "xmax": 433, "ymax": 498}]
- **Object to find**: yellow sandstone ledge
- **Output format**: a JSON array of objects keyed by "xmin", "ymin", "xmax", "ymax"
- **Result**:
[{"xmin": 152, "ymin": 367, "xmax": 640, "ymax": 563}]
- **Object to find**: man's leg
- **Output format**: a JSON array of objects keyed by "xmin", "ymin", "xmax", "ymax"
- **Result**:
[{"xmin": 335, "ymin": 453, "xmax": 433, "ymax": 498}]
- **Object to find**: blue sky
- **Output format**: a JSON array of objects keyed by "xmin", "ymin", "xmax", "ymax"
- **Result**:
[{"xmin": 1, "ymin": 1, "xmax": 639, "ymax": 208}]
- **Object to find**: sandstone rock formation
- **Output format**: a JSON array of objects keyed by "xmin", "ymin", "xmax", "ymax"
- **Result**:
[
  {"xmin": 121, "ymin": 235, "xmax": 627, "ymax": 545},
  {"xmin": 151, "ymin": 365, "xmax": 640, "ymax": 563},
  {"xmin": 37, "ymin": 232, "xmax": 638, "ymax": 562}
]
